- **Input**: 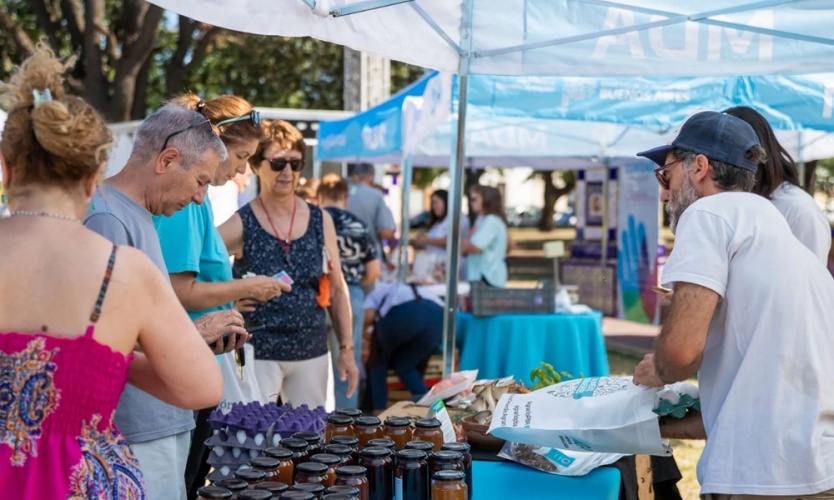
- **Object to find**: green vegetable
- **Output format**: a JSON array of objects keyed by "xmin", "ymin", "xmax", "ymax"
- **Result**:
[{"xmin": 529, "ymin": 362, "xmax": 578, "ymax": 390}]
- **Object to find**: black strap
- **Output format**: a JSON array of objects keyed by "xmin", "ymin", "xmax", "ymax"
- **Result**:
[
  {"xmin": 409, "ymin": 283, "xmax": 423, "ymax": 301},
  {"xmin": 89, "ymin": 245, "xmax": 117, "ymax": 323}
]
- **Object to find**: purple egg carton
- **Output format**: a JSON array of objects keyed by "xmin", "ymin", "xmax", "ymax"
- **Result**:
[
  {"xmin": 207, "ymin": 445, "xmax": 261, "ymax": 466},
  {"xmin": 207, "ymin": 463, "xmax": 250, "ymax": 482},
  {"xmin": 204, "ymin": 427, "xmax": 271, "ymax": 451}
]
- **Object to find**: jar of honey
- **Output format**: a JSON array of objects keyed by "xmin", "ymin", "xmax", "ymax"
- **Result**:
[
  {"xmin": 254, "ymin": 481, "xmax": 290, "ymax": 496},
  {"xmin": 293, "ymin": 482, "xmax": 326, "ymax": 499},
  {"xmin": 441, "ymin": 442, "xmax": 472, "ymax": 499},
  {"xmin": 238, "ymin": 490, "xmax": 273, "ymax": 500},
  {"xmin": 323, "ymin": 444, "xmax": 354, "ymax": 466},
  {"xmin": 335, "ymin": 409, "xmax": 363, "ymax": 419},
  {"xmin": 353, "ymin": 417, "xmax": 383, "ymax": 448},
  {"xmin": 329, "ymin": 436, "xmax": 360, "ymax": 464},
  {"xmin": 365, "ymin": 438, "xmax": 395, "ymax": 451},
  {"xmin": 234, "ymin": 468, "xmax": 266, "ymax": 487},
  {"xmin": 214, "ymin": 478, "xmax": 248, "ymax": 497},
  {"xmin": 279, "ymin": 491, "xmax": 315, "ymax": 500},
  {"xmin": 281, "ymin": 438, "xmax": 310, "ymax": 467},
  {"xmin": 413, "ymin": 419, "xmax": 443, "ymax": 451},
  {"xmin": 311, "ymin": 453, "xmax": 342, "ymax": 487},
  {"xmin": 334, "ymin": 465, "xmax": 370, "ymax": 500},
  {"xmin": 295, "ymin": 461, "xmax": 329, "ymax": 486},
  {"xmin": 325, "ymin": 415, "xmax": 355, "ymax": 442},
  {"xmin": 250, "ymin": 456, "xmax": 282, "ymax": 482},
  {"xmin": 431, "ymin": 470, "xmax": 467, "ymax": 500},
  {"xmin": 325, "ymin": 485, "xmax": 361, "ymax": 497},
  {"xmin": 264, "ymin": 447, "xmax": 295, "ymax": 485},
  {"xmin": 359, "ymin": 447, "xmax": 393, "ymax": 500},
  {"xmin": 197, "ymin": 486, "xmax": 233, "ymax": 499},
  {"xmin": 383, "ymin": 417, "xmax": 413, "ymax": 450},
  {"xmin": 294, "ymin": 432, "xmax": 324, "ymax": 456},
  {"xmin": 404, "ymin": 440, "xmax": 434, "ymax": 454}
]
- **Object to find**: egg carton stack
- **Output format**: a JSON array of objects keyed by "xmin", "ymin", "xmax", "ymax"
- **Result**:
[
  {"xmin": 204, "ymin": 402, "xmax": 327, "ymax": 481},
  {"xmin": 653, "ymin": 382, "xmax": 700, "ymax": 418}
]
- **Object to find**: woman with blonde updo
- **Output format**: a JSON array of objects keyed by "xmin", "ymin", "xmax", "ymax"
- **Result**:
[{"xmin": 0, "ymin": 45, "xmax": 222, "ymax": 499}]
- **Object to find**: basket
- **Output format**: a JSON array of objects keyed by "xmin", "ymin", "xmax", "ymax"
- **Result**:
[{"xmin": 470, "ymin": 280, "xmax": 556, "ymax": 317}]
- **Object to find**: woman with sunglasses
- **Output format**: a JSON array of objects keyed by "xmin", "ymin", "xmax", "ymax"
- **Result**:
[{"xmin": 220, "ymin": 119, "xmax": 359, "ymax": 409}]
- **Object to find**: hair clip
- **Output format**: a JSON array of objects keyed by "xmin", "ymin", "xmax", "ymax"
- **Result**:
[
  {"xmin": 32, "ymin": 88, "xmax": 53, "ymax": 107},
  {"xmin": 196, "ymin": 100, "xmax": 206, "ymax": 114}
]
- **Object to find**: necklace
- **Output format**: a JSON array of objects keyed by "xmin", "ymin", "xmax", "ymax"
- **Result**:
[
  {"xmin": 10, "ymin": 210, "xmax": 80, "ymax": 223},
  {"xmin": 258, "ymin": 196, "xmax": 298, "ymax": 267}
]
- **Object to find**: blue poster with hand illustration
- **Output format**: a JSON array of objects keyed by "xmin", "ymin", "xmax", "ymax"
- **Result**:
[{"xmin": 617, "ymin": 161, "xmax": 660, "ymax": 324}]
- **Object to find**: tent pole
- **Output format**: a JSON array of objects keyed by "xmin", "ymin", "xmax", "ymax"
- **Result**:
[
  {"xmin": 398, "ymin": 154, "xmax": 414, "ymax": 282},
  {"xmin": 442, "ymin": 74, "xmax": 469, "ymax": 379},
  {"xmin": 601, "ymin": 165, "xmax": 610, "ymax": 271}
]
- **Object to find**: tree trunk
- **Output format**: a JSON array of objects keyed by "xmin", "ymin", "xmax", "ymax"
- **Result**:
[
  {"xmin": 539, "ymin": 171, "xmax": 557, "ymax": 231},
  {"xmin": 131, "ymin": 53, "xmax": 153, "ymax": 120},
  {"xmin": 804, "ymin": 160, "xmax": 817, "ymax": 194}
]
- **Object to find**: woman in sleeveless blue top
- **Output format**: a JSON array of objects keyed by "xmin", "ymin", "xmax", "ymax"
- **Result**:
[{"xmin": 221, "ymin": 120, "xmax": 359, "ymax": 408}]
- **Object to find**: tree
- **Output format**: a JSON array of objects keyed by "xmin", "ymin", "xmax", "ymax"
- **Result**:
[{"xmin": 535, "ymin": 170, "xmax": 576, "ymax": 231}]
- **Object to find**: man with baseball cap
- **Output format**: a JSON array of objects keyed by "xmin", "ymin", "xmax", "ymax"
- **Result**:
[{"xmin": 633, "ymin": 111, "xmax": 834, "ymax": 498}]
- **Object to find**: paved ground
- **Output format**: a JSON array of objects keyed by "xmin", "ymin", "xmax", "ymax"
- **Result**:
[{"xmin": 602, "ymin": 317, "xmax": 659, "ymax": 358}]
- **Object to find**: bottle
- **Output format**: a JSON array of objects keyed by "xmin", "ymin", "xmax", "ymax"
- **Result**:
[
  {"xmin": 325, "ymin": 415, "xmax": 355, "ymax": 442},
  {"xmin": 250, "ymin": 456, "xmax": 282, "ymax": 482},
  {"xmin": 197, "ymin": 486, "xmax": 234, "ymax": 499},
  {"xmin": 264, "ymin": 447, "xmax": 295, "ymax": 486},
  {"xmin": 429, "ymin": 450, "xmax": 463, "ymax": 477},
  {"xmin": 214, "ymin": 478, "xmax": 248, "ymax": 497},
  {"xmin": 383, "ymin": 417, "xmax": 413, "ymax": 450},
  {"xmin": 238, "ymin": 490, "xmax": 273, "ymax": 500},
  {"xmin": 329, "ymin": 436, "xmax": 360, "ymax": 464},
  {"xmin": 431, "ymin": 470, "xmax": 467, "ymax": 500},
  {"xmin": 365, "ymin": 438, "xmax": 395, "ymax": 451},
  {"xmin": 334, "ymin": 465, "xmax": 370, "ymax": 500},
  {"xmin": 255, "ymin": 481, "xmax": 290, "ymax": 496},
  {"xmin": 353, "ymin": 417, "xmax": 383, "ymax": 448},
  {"xmin": 413, "ymin": 419, "xmax": 443, "ymax": 451},
  {"xmin": 359, "ymin": 447, "xmax": 393, "ymax": 500},
  {"xmin": 295, "ymin": 461, "xmax": 329, "ymax": 486},
  {"xmin": 234, "ymin": 468, "xmax": 267, "ymax": 487},
  {"xmin": 281, "ymin": 438, "xmax": 311, "ymax": 467},
  {"xmin": 293, "ymin": 482, "xmax": 326, "ymax": 499},
  {"xmin": 311, "ymin": 453, "xmax": 342, "ymax": 487},
  {"xmin": 323, "ymin": 444, "xmax": 354, "ymax": 466},
  {"xmin": 441, "ymin": 443, "xmax": 472, "ymax": 500},
  {"xmin": 294, "ymin": 432, "xmax": 324, "ymax": 456},
  {"xmin": 394, "ymin": 449, "xmax": 428, "ymax": 500}
]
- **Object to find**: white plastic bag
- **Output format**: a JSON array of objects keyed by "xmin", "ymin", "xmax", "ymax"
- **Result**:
[
  {"xmin": 217, "ymin": 344, "xmax": 262, "ymax": 413},
  {"xmin": 488, "ymin": 376, "xmax": 672, "ymax": 456},
  {"xmin": 498, "ymin": 441, "xmax": 623, "ymax": 476}
]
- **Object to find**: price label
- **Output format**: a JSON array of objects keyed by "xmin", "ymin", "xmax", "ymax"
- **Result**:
[{"xmin": 429, "ymin": 399, "xmax": 457, "ymax": 444}]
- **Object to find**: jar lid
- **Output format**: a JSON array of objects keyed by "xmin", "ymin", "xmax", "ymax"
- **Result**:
[
  {"xmin": 327, "ymin": 414, "xmax": 354, "ymax": 425},
  {"xmin": 404, "ymin": 440, "xmax": 434, "ymax": 452},
  {"xmin": 281, "ymin": 438, "xmax": 309, "ymax": 451},
  {"xmin": 335, "ymin": 408, "xmax": 363, "ymax": 418},
  {"xmin": 264, "ymin": 447, "xmax": 294, "ymax": 459},
  {"xmin": 366, "ymin": 438, "xmax": 395, "ymax": 449},
  {"xmin": 196, "ymin": 485, "xmax": 233, "ymax": 499},
  {"xmin": 414, "ymin": 418, "xmax": 442, "ymax": 429},
  {"xmin": 249, "ymin": 456, "xmax": 280, "ymax": 470},
  {"xmin": 279, "ymin": 492, "xmax": 315, "ymax": 500},
  {"xmin": 433, "ymin": 470, "xmax": 466, "ymax": 482},
  {"xmin": 296, "ymin": 461, "xmax": 329, "ymax": 474},
  {"xmin": 384, "ymin": 417, "xmax": 411, "ymax": 427},
  {"xmin": 254, "ymin": 481, "xmax": 290, "ymax": 493},
  {"xmin": 293, "ymin": 431, "xmax": 323, "ymax": 444},
  {"xmin": 234, "ymin": 468, "xmax": 267, "ymax": 481},
  {"xmin": 441, "ymin": 442, "xmax": 471, "ymax": 454},
  {"xmin": 355, "ymin": 416, "xmax": 382, "ymax": 427},
  {"xmin": 335, "ymin": 465, "xmax": 368, "ymax": 477},
  {"xmin": 215, "ymin": 478, "xmax": 248, "ymax": 491},
  {"xmin": 238, "ymin": 490, "xmax": 273, "ymax": 500},
  {"xmin": 293, "ymin": 483, "xmax": 326, "ymax": 493},
  {"xmin": 322, "ymin": 495, "xmax": 356, "ymax": 500},
  {"xmin": 311, "ymin": 453, "xmax": 342, "ymax": 465},
  {"xmin": 326, "ymin": 485, "xmax": 361, "ymax": 495},
  {"xmin": 431, "ymin": 450, "xmax": 463, "ymax": 463},
  {"xmin": 323, "ymin": 444, "xmax": 352, "ymax": 456},
  {"xmin": 360, "ymin": 446, "xmax": 392, "ymax": 458},
  {"xmin": 396, "ymin": 449, "xmax": 428, "ymax": 461},
  {"xmin": 330, "ymin": 436, "xmax": 359, "ymax": 447}
]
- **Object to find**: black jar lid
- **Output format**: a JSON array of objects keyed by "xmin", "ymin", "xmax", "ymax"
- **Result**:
[
  {"xmin": 366, "ymin": 438, "xmax": 395, "ymax": 449},
  {"xmin": 323, "ymin": 444, "xmax": 352, "ymax": 457},
  {"xmin": 214, "ymin": 478, "xmax": 248, "ymax": 492},
  {"xmin": 294, "ymin": 431, "xmax": 323, "ymax": 444},
  {"xmin": 322, "ymin": 495, "xmax": 356, "ymax": 500},
  {"xmin": 196, "ymin": 485, "xmax": 233, "ymax": 499},
  {"xmin": 404, "ymin": 440, "xmax": 434, "ymax": 452},
  {"xmin": 360, "ymin": 446, "xmax": 392, "ymax": 458},
  {"xmin": 441, "ymin": 442, "xmax": 471, "ymax": 454},
  {"xmin": 327, "ymin": 414, "xmax": 354, "ymax": 425},
  {"xmin": 264, "ymin": 447, "xmax": 293, "ymax": 459},
  {"xmin": 335, "ymin": 408, "xmax": 363, "ymax": 418},
  {"xmin": 354, "ymin": 416, "xmax": 382, "ymax": 427},
  {"xmin": 293, "ymin": 483, "xmax": 326, "ymax": 494},
  {"xmin": 238, "ymin": 490, "xmax": 273, "ymax": 500},
  {"xmin": 325, "ymin": 485, "xmax": 361, "ymax": 495},
  {"xmin": 296, "ymin": 461, "xmax": 329, "ymax": 474},
  {"xmin": 281, "ymin": 437, "xmax": 309, "ymax": 451},
  {"xmin": 330, "ymin": 436, "xmax": 359, "ymax": 447},
  {"xmin": 414, "ymin": 418, "xmax": 442, "ymax": 429},
  {"xmin": 433, "ymin": 470, "xmax": 466, "ymax": 482},
  {"xmin": 384, "ymin": 416, "xmax": 411, "ymax": 427},
  {"xmin": 280, "ymin": 492, "xmax": 315, "ymax": 500},
  {"xmin": 311, "ymin": 453, "xmax": 342, "ymax": 465},
  {"xmin": 234, "ymin": 468, "xmax": 267, "ymax": 481},
  {"xmin": 250, "ymin": 456, "xmax": 280, "ymax": 470},
  {"xmin": 335, "ymin": 465, "xmax": 368, "ymax": 477},
  {"xmin": 431, "ymin": 450, "xmax": 463, "ymax": 463},
  {"xmin": 396, "ymin": 448, "xmax": 428, "ymax": 461},
  {"xmin": 254, "ymin": 481, "xmax": 290, "ymax": 493}
]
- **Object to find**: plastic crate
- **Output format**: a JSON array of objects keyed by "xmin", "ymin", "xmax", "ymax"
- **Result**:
[{"xmin": 470, "ymin": 280, "xmax": 556, "ymax": 317}]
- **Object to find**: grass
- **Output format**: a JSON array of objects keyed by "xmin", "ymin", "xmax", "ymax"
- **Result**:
[{"xmin": 607, "ymin": 349, "xmax": 704, "ymax": 500}]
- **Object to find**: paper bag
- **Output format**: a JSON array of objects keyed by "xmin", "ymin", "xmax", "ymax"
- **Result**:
[{"xmin": 217, "ymin": 344, "xmax": 262, "ymax": 413}]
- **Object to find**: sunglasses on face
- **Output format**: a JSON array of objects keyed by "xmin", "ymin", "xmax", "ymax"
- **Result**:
[
  {"xmin": 216, "ymin": 109, "xmax": 261, "ymax": 128},
  {"xmin": 654, "ymin": 158, "xmax": 684, "ymax": 190},
  {"xmin": 265, "ymin": 157, "xmax": 305, "ymax": 172},
  {"xmin": 160, "ymin": 118, "xmax": 213, "ymax": 152}
]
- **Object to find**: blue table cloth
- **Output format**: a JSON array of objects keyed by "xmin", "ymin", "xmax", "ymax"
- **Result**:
[
  {"xmin": 472, "ymin": 460, "xmax": 621, "ymax": 499},
  {"xmin": 458, "ymin": 311, "xmax": 609, "ymax": 381}
]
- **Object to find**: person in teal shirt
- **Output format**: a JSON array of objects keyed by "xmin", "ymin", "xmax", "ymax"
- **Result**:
[{"xmin": 464, "ymin": 185, "xmax": 509, "ymax": 287}]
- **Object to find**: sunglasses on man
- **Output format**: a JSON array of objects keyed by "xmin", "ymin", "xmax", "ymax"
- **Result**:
[
  {"xmin": 159, "ymin": 118, "xmax": 213, "ymax": 152},
  {"xmin": 266, "ymin": 157, "xmax": 305, "ymax": 172},
  {"xmin": 654, "ymin": 158, "xmax": 684, "ymax": 190}
]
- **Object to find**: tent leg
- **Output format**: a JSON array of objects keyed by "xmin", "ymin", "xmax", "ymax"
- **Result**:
[
  {"xmin": 601, "ymin": 166, "xmax": 610, "ymax": 270},
  {"xmin": 398, "ymin": 155, "xmax": 414, "ymax": 282}
]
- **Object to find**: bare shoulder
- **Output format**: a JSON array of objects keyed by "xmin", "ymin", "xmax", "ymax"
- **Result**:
[{"xmin": 113, "ymin": 245, "xmax": 168, "ymax": 289}]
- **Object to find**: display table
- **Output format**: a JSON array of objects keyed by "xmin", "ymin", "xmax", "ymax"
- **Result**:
[
  {"xmin": 457, "ymin": 311, "xmax": 609, "ymax": 380},
  {"xmin": 472, "ymin": 460, "xmax": 620, "ymax": 500}
]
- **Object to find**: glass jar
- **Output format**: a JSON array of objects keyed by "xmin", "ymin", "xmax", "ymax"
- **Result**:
[
  {"xmin": 325, "ymin": 485, "xmax": 361, "ymax": 497},
  {"xmin": 311, "ymin": 453, "xmax": 342, "ymax": 487},
  {"xmin": 329, "ymin": 436, "xmax": 360, "ymax": 464},
  {"xmin": 413, "ymin": 419, "xmax": 443, "ymax": 451},
  {"xmin": 250, "ymin": 456, "xmax": 282, "ymax": 482},
  {"xmin": 359, "ymin": 447, "xmax": 393, "ymax": 500},
  {"xmin": 294, "ymin": 432, "xmax": 324, "ymax": 456},
  {"xmin": 441, "ymin": 443, "xmax": 472, "ymax": 500},
  {"xmin": 255, "ymin": 481, "xmax": 290, "ymax": 496},
  {"xmin": 335, "ymin": 409, "xmax": 363, "ymax": 419},
  {"xmin": 429, "ymin": 450, "xmax": 463, "ymax": 477},
  {"xmin": 404, "ymin": 440, "xmax": 434, "ymax": 454},
  {"xmin": 264, "ymin": 447, "xmax": 296, "ymax": 486},
  {"xmin": 354, "ymin": 417, "xmax": 383, "ymax": 448},
  {"xmin": 323, "ymin": 444, "xmax": 354, "ymax": 466},
  {"xmin": 325, "ymin": 415, "xmax": 355, "ymax": 442},
  {"xmin": 238, "ymin": 490, "xmax": 273, "ymax": 500},
  {"xmin": 431, "ymin": 470, "xmax": 467, "ymax": 500},
  {"xmin": 279, "ymin": 492, "xmax": 315, "ymax": 500},
  {"xmin": 365, "ymin": 439, "xmax": 395, "ymax": 451},
  {"xmin": 214, "ymin": 478, "xmax": 248, "ymax": 497},
  {"xmin": 293, "ymin": 483, "xmax": 326, "ymax": 499},
  {"xmin": 281, "ymin": 438, "xmax": 311, "ymax": 467},
  {"xmin": 334, "ymin": 465, "xmax": 369, "ymax": 500},
  {"xmin": 197, "ymin": 486, "xmax": 234, "ymax": 499},
  {"xmin": 383, "ymin": 417, "xmax": 413, "ymax": 450},
  {"xmin": 234, "ymin": 468, "xmax": 267, "ymax": 487},
  {"xmin": 322, "ymin": 495, "xmax": 356, "ymax": 500},
  {"xmin": 295, "ymin": 461, "xmax": 329, "ymax": 486},
  {"xmin": 394, "ymin": 449, "xmax": 429, "ymax": 500}
]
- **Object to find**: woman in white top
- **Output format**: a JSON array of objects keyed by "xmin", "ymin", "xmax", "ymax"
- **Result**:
[
  {"xmin": 724, "ymin": 106, "xmax": 831, "ymax": 263},
  {"xmin": 410, "ymin": 189, "xmax": 470, "ymax": 281}
]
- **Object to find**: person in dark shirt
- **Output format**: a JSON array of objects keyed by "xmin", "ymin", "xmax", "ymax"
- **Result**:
[{"xmin": 317, "ymin": 173, "xmax": 380, "ymax": 409}]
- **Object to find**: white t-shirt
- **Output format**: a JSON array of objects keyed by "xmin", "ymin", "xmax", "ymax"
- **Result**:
[
  {"xmin": 770, "ymin": 182, "xmax": 831, "ymax": 264},
  {"xmin": 662, "ymin": 192, "xmax": 834, "ymax": 496}
]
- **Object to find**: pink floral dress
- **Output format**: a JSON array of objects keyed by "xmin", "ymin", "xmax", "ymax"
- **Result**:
[{"xmin": 0, "ymin": 246, "xmax": 145, "ymax": 498}]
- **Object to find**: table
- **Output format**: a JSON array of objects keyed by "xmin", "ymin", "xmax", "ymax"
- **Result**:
[
  {"xmin": 472, "ymin": 460, "xmax": 621, "ymax": 499},
  {"xmin": 457, "ymin": 311, "xmax": 609, "ymax": 381}
]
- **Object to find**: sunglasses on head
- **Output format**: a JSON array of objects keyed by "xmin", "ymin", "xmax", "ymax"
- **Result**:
[
  {"xmin": 266, "ymin": 157, "xmax": 305, "ymax": 172},
  {"xmin": 216, "ymin": 109, "xmax": 261, "ymax": 128},
  {"xmin": 654, "ymin": 158, "xmax": 684, "ymax": 190},
  {"xmin": 160, "ymin": 118, "xmax": 213, "ymax": 152}
]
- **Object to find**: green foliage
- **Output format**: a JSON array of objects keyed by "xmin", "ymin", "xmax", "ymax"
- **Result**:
[
  {"xmin": 816, "ymin": 158, "xmax": 834, "ymax": 194},
  {"xmin": 529, "ymin": 362, "xmax": 577, "ymax": 390}
]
